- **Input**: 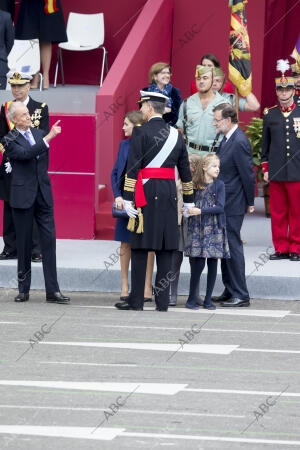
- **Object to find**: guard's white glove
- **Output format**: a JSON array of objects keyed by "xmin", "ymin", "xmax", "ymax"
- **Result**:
[
  {"xmin": 123, "ymin": 200, "xmax": 138, "ymax": 218},
  {"xmin": 183, "ymin": 202, "xmax": 195, "ymax": 218},
  {"xmin": 4, "ymin": 162, "xmax": 12, "ymax": 173}
]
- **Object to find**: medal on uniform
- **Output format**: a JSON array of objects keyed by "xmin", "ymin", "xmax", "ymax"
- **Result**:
[{"xmin": 293, "ymin": 117, "xmax": 300, "ymax": 138}]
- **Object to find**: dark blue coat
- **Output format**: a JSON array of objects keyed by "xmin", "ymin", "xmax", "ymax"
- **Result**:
[
  {"xmin": 217, "ymin": 127, "xmax": 255, "ymax": 216},
  {"xmin": 200, "ymin": 178, "xmax": 226, "ymax": 228},
  {"xmin": 0, "ymin": 10, "xmax": 14, "ymax": 76},
  {"xmin": 111, "ymin": 138, "xmax": 130, "ymax": 198}
]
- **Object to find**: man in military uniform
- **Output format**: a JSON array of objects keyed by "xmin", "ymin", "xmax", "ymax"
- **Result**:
[
  {"xmin": 177, "ymin": 65, "xmax": 230, "ymax": 156},
  {"xmin": 0, "ymin": 72, "xmax": 49, "ymax": 261},
  {"xmin": 262, "ymin": 61, "xmax": 300, "ymax": 261},
  {"xmin": 212, "ymin": 67, "xmax": 260, "ymax": 112},
  {"xmin": 115, "ymin": 91, "xmax": 194, "ymax": 311}
]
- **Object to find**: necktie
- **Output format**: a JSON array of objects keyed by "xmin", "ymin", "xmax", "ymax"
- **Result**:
[
  {"xmin": 24, "ymin": 130, "xmax": 39, "ymax": 159},
  {"xmin": 24, "ymin": 131, "xmax": 33, "ymax": 146}
]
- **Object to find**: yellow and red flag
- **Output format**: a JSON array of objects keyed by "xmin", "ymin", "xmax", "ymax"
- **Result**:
[
  {"xmin": 228, "ymin": 0, "xmax": 252, "ymax": 97},
  {"xmin": 44, "ymin": 0, "xmax": 58, "ymax": 14}
]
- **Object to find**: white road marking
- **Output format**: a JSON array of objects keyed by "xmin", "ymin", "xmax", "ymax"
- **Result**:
[
  {"xmin": 71, "ymin": 305, "xmax": 290, "ymax": 318},
  {"xmin": 34, "ymin": 341, "xmax": 238, "ymax": 355},
  {"xmin": 0, "ymin": 426, "xmax": 299, "ymax": 446},
  {"xmin": 236, "ymin": 348, "xmax": 300, "ymax": 354},
  {"xmin": 123, "ymin": 432, "xmax": 300, "ymax": 446},
  {"xmin": 0, "ymin": 380, "xmax": 186, "ymax": 395},
  {"xmin": 0, "ymin": 405, "xmax": 245, "ymax": 418},
  {"xmin": 184, "ymin": 387, "xmax": 299, "ymax": 397},
  {"xmin": 40, "ymin": 361, "xmax": 138, "ymax": 367},
  {"xmin": 0, "ymin": 425, "xmax": 123, "ymax": 440}
]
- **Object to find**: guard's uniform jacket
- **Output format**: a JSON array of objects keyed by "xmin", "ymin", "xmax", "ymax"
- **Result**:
[
  {"xmin": 0, "ymin": 97, "xmax": 49, "ymax": 200},
  {"xmin": 261, "ymin": 103, "xmax": 300, "ymax": 181},
  {"xmin": 123, "ymin": 117, "xmax": 193, "ymax": 250},
  {"xmin": 261, "ymin": 102, "xmax": 300, "ymax": 255}
]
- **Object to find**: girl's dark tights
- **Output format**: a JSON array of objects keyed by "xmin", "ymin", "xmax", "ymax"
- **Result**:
[{"xmin": 189, "ymin": 257, "xmax": 218, "ymax": 305}]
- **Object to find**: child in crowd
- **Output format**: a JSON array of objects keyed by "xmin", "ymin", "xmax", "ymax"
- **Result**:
[
  {"xmin": 169, "ymin": 153, "xmax": 203, "ymax": 306},
  {"xmin": 184, "ymin": 154, "xmax": 230, "ymax": 310}
]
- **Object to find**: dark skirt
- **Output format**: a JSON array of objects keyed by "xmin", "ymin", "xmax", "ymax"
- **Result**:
[
  {"xmin": 15, "ymin": 0, "xmax": 67, "ymax": 43},
  {"xmin": 114, "ymin": 216, "xmax": 131, "ymax": 243}
]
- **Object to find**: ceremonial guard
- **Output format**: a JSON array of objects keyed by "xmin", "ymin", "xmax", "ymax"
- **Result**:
[
  {"xmin": 262, "ymin": 60, "xmax": 300, "ymax": 261},
  {"xmin": 0, "ymin": 72, "xmax": 49, "ymax": 261},
  {"xmin": 177, "ymin": 65, "xmax": 230, "ymax": 156},
  {"xmin": 115, "ymin": 91, "xmax": 194, "ymax": 311}
]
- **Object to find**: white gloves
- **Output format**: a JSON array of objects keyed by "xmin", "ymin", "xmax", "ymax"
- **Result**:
[
  {"xmin": 4, "ymin": 162, "xmax": 12, "ymax": 173},
  {"xmin": 183, "ymin": 202, "xmax": 195, "ymax": 218},
  {"xmin": 123, "ymin": 200, "xmax": 138, "ymax": 218}
]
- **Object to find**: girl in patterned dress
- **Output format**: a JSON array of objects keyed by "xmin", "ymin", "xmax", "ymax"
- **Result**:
[{"xmin": 184, "ymin": 154, "xmax": 230, "ymax": 310}]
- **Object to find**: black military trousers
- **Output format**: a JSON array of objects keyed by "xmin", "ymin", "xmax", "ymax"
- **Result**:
[
  {"xmin": 12, "ymin": 188, "xmax": 59, "ymax": 294},
  {"xmin": 2, "ymin": 200, "xmax": 41, "ymax": 256},
  {"xmin": 130, "ymin": 248, "xmax": 173, "ymax": 311}
]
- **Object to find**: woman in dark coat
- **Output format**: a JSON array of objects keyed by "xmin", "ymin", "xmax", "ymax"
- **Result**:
[
  {"xmin": 144, "ymin": 62, "xmax": 182, "ymax": 126},
  {"xmin": 15, "ymin": 0, "xmax": 67, "ymax": 89},
  {"xmin": 111, "ymin": 110, "xmax": 154, "ymax": 301}
]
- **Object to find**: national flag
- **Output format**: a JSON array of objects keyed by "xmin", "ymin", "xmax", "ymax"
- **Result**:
[
  {"xmin": 44, "ymin": 0, "xmax": 59, "ymax": 14},
  {"xmin": 291, "ymin": 32, "xmax": 300, "ymax": 74},
  {"xmin": 228, "ymin": 0, "xmax": 252, "ymax": 97}
]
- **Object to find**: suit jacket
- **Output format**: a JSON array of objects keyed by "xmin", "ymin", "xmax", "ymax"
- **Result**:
[
  {"xmin": 5, "ymin": 127, "xmax": 53, "ymax": 209},
  {"xmin": 0, "ymin": 10, "xmax": 14, "ymax": 68},
  {"xmin": 110, "ymin": 138, "xmax": 130, "ymax": 198},
  {"xmin": 0, "ymin": 96, "xmax": 49, "ymax": 200},
  {"xmin": 216, "ymin": 127, "xmax": 255, "ymax": 216}
]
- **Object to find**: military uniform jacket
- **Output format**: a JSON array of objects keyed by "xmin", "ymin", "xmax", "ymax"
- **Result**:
[
  {"xmin": 0, "ymin": 97, "xmax": 49, "ymax": 200},
  {"xmin": 261, "ymin": 104, "xmax": 300, "ymax": 182},
  {"xmin": 123, "ymin": 117, "xmax": 193, "ymax": 250},
  {"xmin": 295, "ymin": 91, "xmax": 300, "ymax": 107}
]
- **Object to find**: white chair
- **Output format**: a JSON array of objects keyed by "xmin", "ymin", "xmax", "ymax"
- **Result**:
[
  {"xmin": 7, "ymin": 39, "xmax": 42, "ymax": 91},
  {"xmin": 54, "ymin": 12, "xmax": 108, "ymax": 88}
]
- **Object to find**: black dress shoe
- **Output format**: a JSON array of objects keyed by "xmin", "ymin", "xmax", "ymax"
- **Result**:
[
  {"xmin": 212, "ymin": 292, "xmax": 232, "ymax": 303},
  {"xmin": 221, "ymin": 298, "xmax": 250, "ymax": 307},
  {"xmin": 155, "ymin": 307, "xmax": 168, "ymax": 311},
  {"xmin": 0, "ymin": 251, "xmax": 17, "ymax": 260},
  {"xmin": 115, "ymin": 301, "xmax": 143, "ymax": 311},
  {"xmin": 269, "ymin": 252, "xmax": 290, "ymax": 260},
  {"xmin": 290, "ymin": 252, "xmax": 300, "ymax": 261},
  {"xmin": 46, "ymin": 292, "xmax": 70, "ymax": 304},
  {"xmin": 144, "ymin": 297, "xmax": 152, "ymax": 303},
  {"xmin": 31, "ymin": 253, "xmax": 42, "ymax": 263},
  {"xmin": 15, "ymin": 293, "xmax": 29, "ymax": 302},
  {"xmin": 120, "ymin": 296, "xmax": 130, "ymax": 301}
]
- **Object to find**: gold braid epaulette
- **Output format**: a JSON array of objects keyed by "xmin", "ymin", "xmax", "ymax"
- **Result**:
[
  {"xmin": 124, "ymin": 174, "xmax": 137, "ymax": 192},
  {"xmin": 182, "ymin": 181, "xmax": 193, "ymax": 196},
  {"xmin": 263, "ymin": 105, "xmax": 278, "ymax": 115},
  {"xmin": 0, "ymin": 143, "xmax": 5, "ymax": 155}
]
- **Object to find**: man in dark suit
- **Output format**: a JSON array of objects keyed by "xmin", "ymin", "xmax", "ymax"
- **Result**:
[
  {"xmin": 213, "ymin": 103, "xmax": 255, "ymax": 307},
  {"xmin": 0, "ymin": 9, "xmax": 14, "ymax": 89},
  {"xmin": 115, "ymin": 91, "xmax": 194, "ymax": 311},
  {"xmin": 5, "ymin": 101, "xmax": 70, "ymax": 304},
  {"xmin": 0, "ymin": 72, "xmax": 49, "ymax": 261}
]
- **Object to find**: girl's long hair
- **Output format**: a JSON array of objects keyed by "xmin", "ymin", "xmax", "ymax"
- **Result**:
[{"xmin": 192, "ymin": 154, "xmax": 220, "ymax": 190}]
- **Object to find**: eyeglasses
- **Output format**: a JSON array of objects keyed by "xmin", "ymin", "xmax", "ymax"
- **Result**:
[
  {"xmin": 213, "ymin": 118, "xmax": 224, "ymax": 124},
  {"xmin": 159, "ymin": 71, "xmax": 171, "ymax": 75}
]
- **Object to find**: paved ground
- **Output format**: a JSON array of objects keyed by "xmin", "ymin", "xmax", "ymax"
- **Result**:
[{"xmin": 0, "ymin": 290, "xmax": 300, "ymax": 449}]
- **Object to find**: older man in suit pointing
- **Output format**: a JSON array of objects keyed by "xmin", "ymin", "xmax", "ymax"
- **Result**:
[
  {"xmin": 5, "ymin": 101, "xmax": 70, "ymax": 304},
  {"xmin": 213, "ymin": 103, "xmax": 256, "ymax": 307}
]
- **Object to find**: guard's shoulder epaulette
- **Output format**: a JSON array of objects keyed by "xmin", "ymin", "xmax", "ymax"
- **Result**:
[
  {"xmin": 0, "ymin": 143, "xmax": 5, "ymax": 155},
  {"xmin": 41, "ymin": 102, "xmax": 47, "ymax": 107},
  {"xmin": 136, "ymin": 124, "xmax": 142, "ymax": 127},
  {"xmin": 263, "ymin": 105, "xmax": 278, "ymax": 115}
]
